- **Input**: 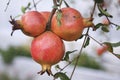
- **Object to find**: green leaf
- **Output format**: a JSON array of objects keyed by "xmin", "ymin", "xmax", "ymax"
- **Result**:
[
  {"xmin": 101, "ymin": 26, "xmax": 109, "ymax": 32},
  {"xmin": 94, "ymin": 23, "xmax": 103, "ymax": 30},
  {"xmin": 21, "ymin": 6, "xmax": 26, "ymax": 13},
  {"xmin": 84, "ymin": 37, "xmax": 90, "ymax": 48},
  {"xmin": 54, "ymin": 72, "xmax": 70, "ymax": 80},
  {"xmin": 56, "ymin": 10, "xmax": 62, "ymax": 26},
  {"xmin": 27, "ymin": 2, "xmax": 31, "ymax": 7},
  {"xmin": 55, "ymin": 65, "xmax": 61, "ymax": 71},
  {"xmin": 103, "ymin": 42, "xmax": 113, "ymax": 53},
  {"xmin": 98, "ymin": 13, "xmax": 104, "ymax": 17},
  {"xmin": 94, "ymin": 23, "xmax": 109, "ymax": 32},
  {"xmin": 117, "ymin": 26, "xmax": 120, "ymax": 30},
  {"xmin": 97, "ymin": 4, "xmax": 113, "ymax": 18},
  {"xmin": 21, "ymin": 2, "xmax": 31, "ymax": 13},
  {"xmin": 63, "ymin": 50, "xmax": 77, "ymax": 61},
  {"xmin": 111, "ymin": 41, "xmax": 120, "ymax": 47}
]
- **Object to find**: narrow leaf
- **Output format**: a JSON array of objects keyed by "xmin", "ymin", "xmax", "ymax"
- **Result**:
[
  {"xmin": 98, "ymin": 4, "xmax": 113, "ymax": 18},
  {"xmin": 117, "ymin": 26, "xmax": 120, "ymax": 30},
  {"xmin": 21, "ymin": 6, "xmax": 26, "ymax": 13},
  {"xmin": 98, "ymin": 13, "xmax": 104, "ymax": 17},
  {"xmin": 55, "ymin": 65, "xmax": 61, "ymax": 71},
  {"xmin": 54, "ymin": 72, "xmax": 70, "ymax": 80},
  {"xmin": 94, "ymin": 23, "xmax": 103, "ymax": 30},
  {"xmin": 84, "ymin": 37, "xmax": 90, "ymax": 48},
  {"xmin": 111, "ymin": 41, "xmax": 120, "ymax": 47},
  {"xmin": 101, "ymin": 26, "xmax": 109, "ymax": 32},
  {"xmin": 21, "ymin": 2, "xmax": 31, "ymax": 13},
  {"xmin": 63, "ymin": 50, "xmax": 77, "ymax": 61},
  {"xmin": 56, "ymin": 10, "xmax": 62, "ymax": 26},
  {"xmin": 27, "ymin": 2, "xmax": 31, "ymax": 7}
]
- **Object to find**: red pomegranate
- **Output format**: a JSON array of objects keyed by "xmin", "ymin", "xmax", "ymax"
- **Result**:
[
  {"xmin": 51, "ymin": 8, "xmax": 84, "ymax": 41},
  {"xmin": 31, "ymin": 31, "xmax": 65, "ymax": 75},
  {"xmin": 10, "ymin": 11, "xmax": 46, "ymax": 37},
  {"xmin": 96, "ymin": 45, "xmax": 108, "ymax": 56}
]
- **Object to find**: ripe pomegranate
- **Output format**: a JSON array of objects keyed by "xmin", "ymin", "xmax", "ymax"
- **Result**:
[
  {"xmin": 96, "ymin": 45, "xmax": 108, "ymax": 56},
  {"xmin": 51, "ymin": 7, "xmax": 94, "ymax": 41},
  {"xmin": 9, "ymin": 11, "xmax": 46, "ymax": 37},
  {"xmin": 31, "ymin": 31, "xmax": 65, "ymax": 75}
]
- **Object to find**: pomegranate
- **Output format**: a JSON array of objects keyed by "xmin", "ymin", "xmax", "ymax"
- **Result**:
[
  {"xmin": 31, "ymin": 31, "xmax": 65, "ymax": 75},
  {"xmin": 51, "ymin": 7, "xmax": 94, "ymax": 41},
  {"xmin": 102, "ymin": 18, "xmax": 110, "ymax": 26},
  {"xmin": 9, "ymin": 11, "xmax": 46, "ymax": 37},
  {"xmin": 96, "ymin": 45, "xmax": 108, "ymax": 56}
]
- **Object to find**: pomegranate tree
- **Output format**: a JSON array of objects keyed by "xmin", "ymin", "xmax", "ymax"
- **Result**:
[{"xmin": 8, "ymin": 0, "xmax": 120, "ymax": 79}]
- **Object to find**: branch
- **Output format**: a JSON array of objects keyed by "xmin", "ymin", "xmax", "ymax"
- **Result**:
[
  {"xmin": 4, "ymin": 0, "xmax": 11, "ymax": 12},
  {"xmin": 46, "ymin": 0, "xmax": 58, "ymax": 31},
  {"xmin": 32, "ymin": 0, "xmax": 37, "ymax": 10},
  {"xmin": 70, "ymin": 2, "xmax": 97, "ymax": 80}
]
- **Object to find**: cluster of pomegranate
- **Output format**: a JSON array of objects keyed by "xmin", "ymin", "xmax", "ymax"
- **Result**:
[{"xmin": 10, "ymin": 7, "xmax": 94, "ymax": 75}]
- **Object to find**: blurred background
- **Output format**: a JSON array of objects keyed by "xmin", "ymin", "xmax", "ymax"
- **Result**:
[{"xmin": 0, "ymin": 0, "xmax": 120, "ymax": 80}]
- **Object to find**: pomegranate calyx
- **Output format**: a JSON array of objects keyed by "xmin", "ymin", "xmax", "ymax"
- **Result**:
[
  {"xmin": 37, "ymin": 64, "xmax": 53, "ymax": 76},
  {"xmin": 83, "ymin": 18, "xmax": 94, "ymax": 28},
  {"xmin": 9, "ymin": 16, "xmax": 22, "ymax": 36}
]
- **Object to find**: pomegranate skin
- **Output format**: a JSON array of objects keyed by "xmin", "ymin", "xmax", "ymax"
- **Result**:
[
  {"xmin": 41, "ymin": 11, "xmax": 50, "ymax": 22},
  {"xmin": 21, "ymin": 11, "xmax": 46, "ymax": 37},
  {"xmin": 31, "ymin": 31, "xmax": 65, "ymax": 75}
]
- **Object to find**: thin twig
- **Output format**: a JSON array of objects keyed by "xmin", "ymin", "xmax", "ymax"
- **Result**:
[
  {"xmin": 88, "ymin": 35, "xmax": 103, "ymax": 46},
  {"xmin": 70, "ymin": 2, "xmax": 97, "ymax": 80},
  {"xmin": 32, "ymin": 0, "xmax": 37, "ymax": 10},
  {"xmin": 63, "ymin": 0, "xmax": 70, "ymax": 7},
  {"xmin": 60, "ymin": 61, "xmax": 72, "ymax": 71},
  {"xmin": 4, "ymin": 0, "xmax": 11, "ymax": 12},
  {"xmin": 106, "ymin": 16, "xmax": 120, "ymax": 27},
  {"xmin": 28, "ymin": 0, "xmax": 42, "ymax": 10},
  {"xmin": 90, "ymin": 2, "xmax": 97, "ymax": 18},
  {"xmin": 70, "ymin": 28, "xmax": 90, "ymax": 80}
]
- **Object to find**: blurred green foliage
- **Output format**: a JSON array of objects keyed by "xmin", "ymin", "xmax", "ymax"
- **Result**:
[
  {"xmin": 72, "ymin": 53, "xmax": 103, "ymax": 70},
  {"xmin": 0, "ymin": 72, "xmax": 19, "ymax": 80},
  {"xmin": 0, "ymin": 72, "xmax": 33, "ymax": 80},
  {"xmin": 0, "ymin": 46, "xmax": 31, "ymax": 64}
]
